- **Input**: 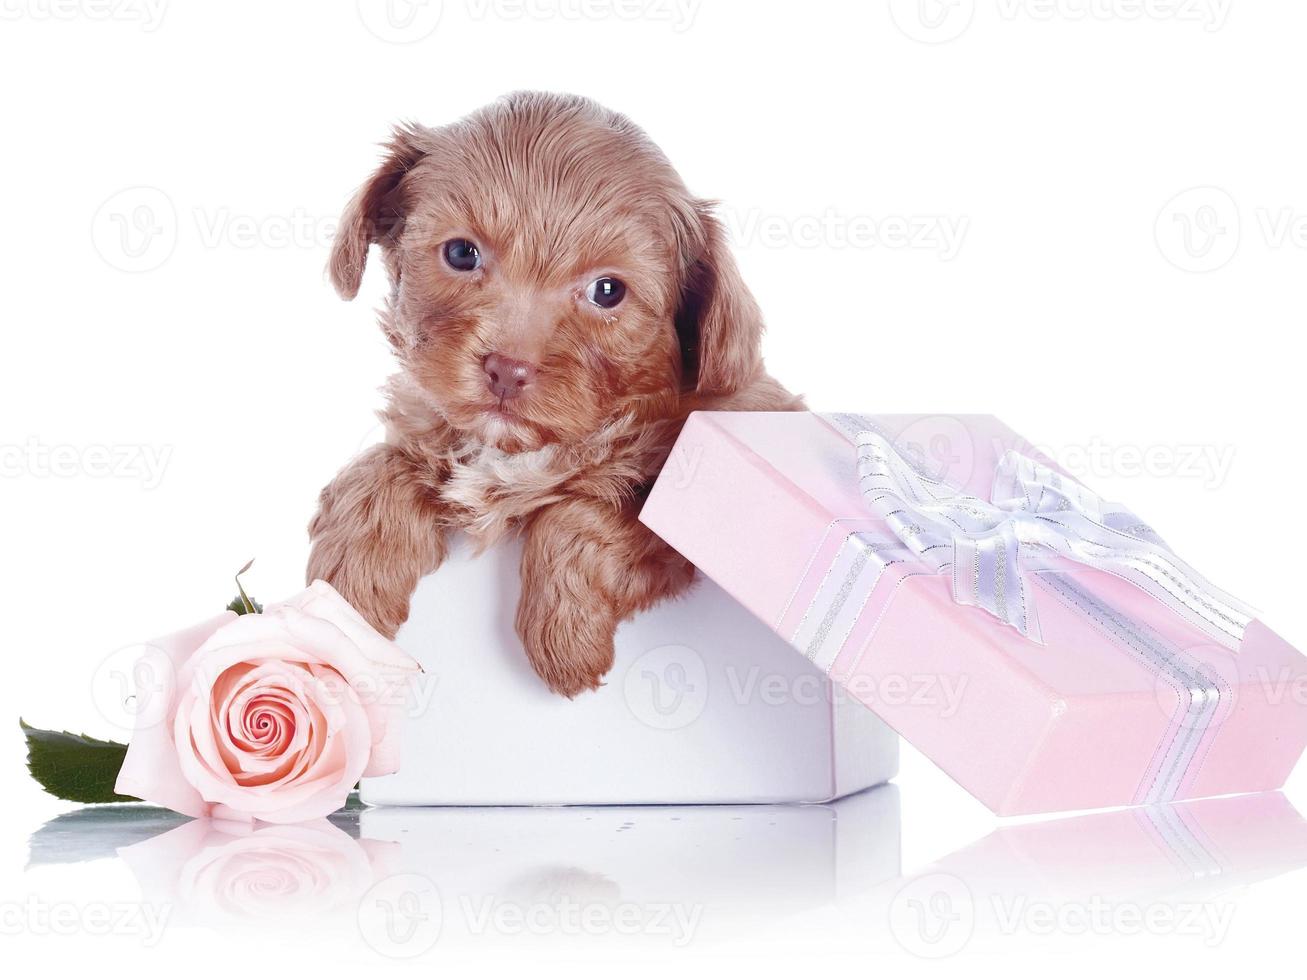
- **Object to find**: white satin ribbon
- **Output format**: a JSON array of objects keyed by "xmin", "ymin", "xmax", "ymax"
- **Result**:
[{"xmin": 855, "ymin": 431, "xmax": 1254, "ymax": 651}]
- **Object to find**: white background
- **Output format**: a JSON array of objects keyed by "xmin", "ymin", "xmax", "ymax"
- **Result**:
[{"xmin": 2, "ymin": 0, "xmax": 1305, "ymax": 975}]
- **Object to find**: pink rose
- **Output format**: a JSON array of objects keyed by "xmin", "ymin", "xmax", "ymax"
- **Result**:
[{"xmin": 115, "ymin": 580, "xmax": 421, "ymax": 823}]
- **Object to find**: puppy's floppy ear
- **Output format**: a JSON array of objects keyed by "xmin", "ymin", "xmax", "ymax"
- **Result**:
[
  {"xmin": 329, "ymin": 124, "xmax": 427, "ymax": 300},
  {"xmin": 675, "ymin": 202, "xmax": 765, "ymax": 395}
]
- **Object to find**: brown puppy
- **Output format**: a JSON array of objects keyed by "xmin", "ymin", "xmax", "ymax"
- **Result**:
[{"xmin": 308, "ymin": 92, "xmax": 802, "ymax": 697}]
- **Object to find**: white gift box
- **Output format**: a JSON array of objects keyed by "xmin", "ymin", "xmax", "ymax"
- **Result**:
[{"xmin": 360, "ymin": 535, "xmax": 898, "ymax": 806}]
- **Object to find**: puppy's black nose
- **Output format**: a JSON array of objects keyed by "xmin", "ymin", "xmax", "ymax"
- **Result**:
[{"xmin": 483, "ymin": 353, "xmax": 537, "ymax": 400}]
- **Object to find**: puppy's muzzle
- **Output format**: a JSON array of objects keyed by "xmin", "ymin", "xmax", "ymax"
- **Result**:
[{"xmin": 483, "ymin": 353, "xmax": 538, "ymax": 401}]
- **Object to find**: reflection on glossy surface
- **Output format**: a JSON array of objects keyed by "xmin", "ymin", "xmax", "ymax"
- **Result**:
[
  {"xmin": 22, "ymin": 788, "xmax": 1307, "ymax": 951},
  {"xmin": 25, "ymin": 786, "xmax": 901, "ymax": 946},
  {"xmin": 119, "ymin": 818, "xmax": 394, "ymax": 931},
  {"xmin": 357, "ymin": 784, "xmax": 902, "ymax": 941},
  {"xmin": 908, "ymin": 791, "xmax": 1307, "ymax": 899},
  {"xmin": 27, "ymin": 801, "xmax": 364, "ymax": 869},
  {"xmin": 26, "ymin": 805, "xmax": 191, "ymax": 868},
  {"xmin": 880, "ymin": 792, "xmax": 1307, "ymax": 956}
]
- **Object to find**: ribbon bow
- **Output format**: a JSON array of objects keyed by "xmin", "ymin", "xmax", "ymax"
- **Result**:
[{"xmin": 855, "ymin": 431, "xmax": 1253, "ymax": 650}]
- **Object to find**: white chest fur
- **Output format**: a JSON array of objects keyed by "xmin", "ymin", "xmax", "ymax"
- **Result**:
[{"xmin": 438, "ymin": 443, "xmax": 568, "ymax": 539}]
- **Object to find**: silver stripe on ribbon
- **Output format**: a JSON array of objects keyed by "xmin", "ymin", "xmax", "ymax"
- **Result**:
[
  {"xmin": 854, "ymin": 430, "xmax": 1254, "ymax": 651},
  {"xmin": 1037, "ymin": 571, "xmax": 1229, "ymax": 804},
  {"xmin": 827, "ymin": 412, "xmax": 887, "ymax": 443},
  {"xmin": 790, "ymin": 532, "xmax": 910, "ymax": 674},
  {"xmin": 1141, "ymin": 802, "xmax": 1226, "ymax": 878}
]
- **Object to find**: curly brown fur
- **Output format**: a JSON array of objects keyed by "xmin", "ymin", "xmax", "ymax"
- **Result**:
[{"xmin": 309, "ymin": 92, "xmax": 803, "ymax": 697}]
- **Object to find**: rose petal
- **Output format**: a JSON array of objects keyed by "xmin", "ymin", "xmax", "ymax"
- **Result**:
[
  {"xmin": 114, "ymin": 613, "xmax": 237, "ymax": 816},
  {"xmin": 120, "ymin": 584, "xmax": 417, "ymax": 823},
  {"xmin": 282, "ymin": 581, "xmax": 421, "ymax": 673}
]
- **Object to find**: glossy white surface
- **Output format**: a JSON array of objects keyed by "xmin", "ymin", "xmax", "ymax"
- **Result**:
[{"xmin": 12, "ymin": 786, "xmax": 1307, "ymax": 969}]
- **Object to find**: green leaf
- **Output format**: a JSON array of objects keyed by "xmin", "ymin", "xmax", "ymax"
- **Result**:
[
  {"xmin": 20, "ymin": 719, "xmax": 138, "ymax": 804},
  {"xmin": 226, "ymin": 595, "xmax": 264, "ymax": 616},
  {"xmin": 227, "ymin": 558, "xmax": 263, "ymax": 615}
]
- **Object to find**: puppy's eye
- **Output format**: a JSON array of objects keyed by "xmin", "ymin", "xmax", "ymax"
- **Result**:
[
  {"xmin": 443, "ymin": 238, "xmax": 482, "ymax": 272},
  {"xmin": 586, "ymin": 277, "xmax": 626, "ymax": 309}
]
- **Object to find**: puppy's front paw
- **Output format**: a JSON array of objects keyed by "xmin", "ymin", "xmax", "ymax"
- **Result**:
[
  {"xmin": 306, "ymin": 444, "xmax": 449, "ymax": 640},
  {"xmin": 516, "ymin": 595, "xmax": 616, "ymax": 698},
  {"xmin": 307, "ymin": 540, "xmax": 413, "ymax": 640}
]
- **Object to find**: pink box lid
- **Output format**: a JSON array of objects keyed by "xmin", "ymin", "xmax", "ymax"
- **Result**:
[{"xmin": 641, "ymin": 412, "xmax": 1307, "ymax": 815}]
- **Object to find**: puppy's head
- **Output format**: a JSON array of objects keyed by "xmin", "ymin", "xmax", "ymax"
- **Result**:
[{"xmin": 330, "ymin": 92, "xmax": 764, "ymax": 453}]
